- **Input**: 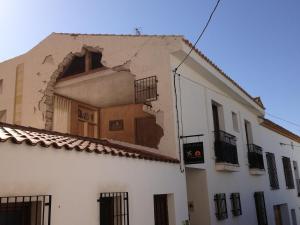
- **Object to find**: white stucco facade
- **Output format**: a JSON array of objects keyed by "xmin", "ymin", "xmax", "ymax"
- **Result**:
[
  {"xmin": 170, "ymin": 48, "xmax": 300, "ymax": 225},
  {"xmin": 0, "ymin": 140, "xmax": 188, "ymax": 225},
  {"xmin": 0, "ymin": 33, "xmax": 299, "ymax": 225}
]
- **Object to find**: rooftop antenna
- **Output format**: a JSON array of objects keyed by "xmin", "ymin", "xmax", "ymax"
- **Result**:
[{"xmin": 134, "ymin": 27, "xmax": 142, "ymax": 35}]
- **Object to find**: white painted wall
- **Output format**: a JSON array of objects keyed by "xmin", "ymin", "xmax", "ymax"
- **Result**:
[
  {"xmin": 260, "ymin": 126, "xmax": 300, "ymax": 225},
  {"xmin": 0, "ymin": 142, "xmax": 189, "ymax": 225},
  {"xmin": 0, "ymin": 33, "xmax": 183, "ymax": 158},
  {"xmin": 170, "ymin": 53, "xmax": 300, "ymax": 225}
]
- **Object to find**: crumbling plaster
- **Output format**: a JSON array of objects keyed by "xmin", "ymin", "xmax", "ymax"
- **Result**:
[{"xmin": 0, "ymin": 33, "xmax": 183, "ymax": 157}]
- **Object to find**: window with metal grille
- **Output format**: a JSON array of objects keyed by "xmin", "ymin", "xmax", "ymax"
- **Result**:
[
  {"xmin": 230, "ymin": 193, "xmax": 242, "ymax": 216},
  {"xmin": 282, "ymin": 157, "xmax": 295, "ymax": 189},
  {"xmin": 98, "ymin": 192, "xmax": 129, "ymax": 225},
  {"xmin": 254, "ymin": 192, "xmax": 268, "ymax": 225},
  {"xmin": 154, "ymin": 194, "xmax": 169, "ymax": 225},
  {"xmin": 214, "ymin": 193, "xmax": 228, "ymax": 220},
  {"xmin": 266, "ymin": 152, "xmax": 279, "ymax": 189},
  {"xmin": 134, "ymin": 76, "xmax": 158, "ymax": 103},
  {"xmin": 0, "ymin": 195, "xmax": 52, "ymax": 225}
]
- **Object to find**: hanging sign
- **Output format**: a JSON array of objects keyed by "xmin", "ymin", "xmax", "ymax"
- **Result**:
[{"xmin": 183, "ymin": 142, "xmax": 204, "ymax": 164}]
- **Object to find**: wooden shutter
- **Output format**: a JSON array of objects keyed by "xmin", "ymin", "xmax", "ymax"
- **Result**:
[
  {"xmin": 154, "ymin": 195, "xmax": 169, "ymax": 225},
  {"xmin": 282, "ymin": 157, "xmax": 295, "ymax": 189},
  {"xmin": 266, "ymin": 153, "xmax": 279, "ymax": 189},
  {"xmin": 254, "ymin": 192, "xmax": 268, "ymax": 225}
]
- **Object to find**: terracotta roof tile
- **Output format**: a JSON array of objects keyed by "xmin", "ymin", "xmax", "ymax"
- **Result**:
[
  {"xmin": 261, "ymin": 118, "xmax": 300, "ymax": 143},
  {"xmin": 0, "ymin": 123, "xmax": 179, "ymax": 164}
]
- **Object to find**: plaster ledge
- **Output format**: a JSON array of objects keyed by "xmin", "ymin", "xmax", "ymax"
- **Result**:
[
  {"xmin": 215, "ymin": 162, "xmax": 240, "ymax": 172},
  {"xmin": 249, "ymin": 168, "xmax": 265, "ymax": 176}
]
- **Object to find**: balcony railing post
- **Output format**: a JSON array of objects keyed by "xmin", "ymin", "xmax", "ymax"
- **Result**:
[
  {"xmin": 247, "ymin": 144, "xmax": 264, "ymax": 170},
  {"xmin": 214, "ymin": 130, "xmax": 238, "ymax": 165}
]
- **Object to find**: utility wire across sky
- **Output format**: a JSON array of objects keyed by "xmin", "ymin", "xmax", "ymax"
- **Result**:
[{"xmin": 174, "ymin": 0, "xmax": 222, "ymax": 72}]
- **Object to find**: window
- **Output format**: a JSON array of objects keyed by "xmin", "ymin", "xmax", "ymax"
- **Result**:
[
  {"xmin": 61, "ymin": 51, "xmax": 103, "ymax": 78},
  {"xmin": 0, "ymin": 110, "xmax": 7, "ymax": 123},
  {"xmin": 134, "ymin": 76, "xmax": 158, "ymax": 103},
  {"xmin": 211, "ymin": 101, "xmax": 224, "ymax": 132},
  {"xmin": 154, "ymin": 194, "xmax": 169, "ymax": 225},
  {"xmin": 230, "ymin": 193, "xmax": 242, "ymax": 216},
  {"xmin": 0, "ymin": 79, "xmax": 3, "ymax": 94},
  {"xmin": 98, "ymin": 192, "xmax": 129, "ymax": 225},
  {"xmin": 266, "ymin": 152, "xmax": 279, "ymax": 189},
  {"xmin": 214, "ymin": 193, "xmax": 228, "ymax": 220},
  {"xmin": 0, "ymin": 195, "xmax": 52, "ymax": 225},
  {"xmin": 109, "ymin": 120, "xmax": 124, "ymax": 131},
  {"xmin": 244, "ymin": 120, "xmax": 253, "ymax": 145},
  {"xmin": 254, "ymin": 192, "xmax": 268, "ymax": 225},
  {"xmin": 232, "ymin": 112, "xmax": 239, "ymax": 132},
  {"xmin": 282, "ymin": 157, "xmax": 295, "ymax": 189},
  {"xmin": 293, "ymin": 161, "xmax": 300, "ymax": 196}
]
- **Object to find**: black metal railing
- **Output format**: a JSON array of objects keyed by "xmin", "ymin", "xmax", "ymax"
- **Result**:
[
  {"xmin": 0, "ymin": 195, "xmax": 52, "ymax": 225},
  {"xmin": 248, "ymin": 144, "xmax": 264, "ymax": 170},
  {"xmin": 134, "ymin": 76, "xmax": 158, "ymax": 104},
  {"xmin": 214, "ymin": 130, "xmax": 238, "ymax": 165},
  {"xmin": 98, "ymin": 192, "xmax": 129, "ymax": 225}
]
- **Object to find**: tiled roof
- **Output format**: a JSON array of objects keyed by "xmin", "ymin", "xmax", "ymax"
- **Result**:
[
  {"xmin": 261, "ymin": 119, "xmax": 300, "ymax": 143},
  {"xmin": 54, "ymin": 32, "xmax": 265, "ymax": 110},
  {"xmin": 0, "ymin": 123, "xmax": 179, "ymax": 164}
]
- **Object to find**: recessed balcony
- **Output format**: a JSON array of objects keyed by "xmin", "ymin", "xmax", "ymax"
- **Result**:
[
  {"xmin": 247, "ymin": 144, "xmax": 265, "ymax": 175},
  {"xmin": 214, "ymin": 130, "xmax": 239, "ymax": 171}
]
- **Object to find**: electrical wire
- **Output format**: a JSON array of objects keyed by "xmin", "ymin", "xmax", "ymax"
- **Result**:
[
  {"xmin": 174, "ymin": 0, "xmax": 222, "ymax": 72},
  {"xmin": 266, "ymin": 112, "xmax": 300, "ymax": 129}
]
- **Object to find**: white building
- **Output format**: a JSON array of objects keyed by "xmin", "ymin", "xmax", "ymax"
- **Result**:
[{"xmin": 0, "ymin": 33, "xmax": 299, "ymax": 225}]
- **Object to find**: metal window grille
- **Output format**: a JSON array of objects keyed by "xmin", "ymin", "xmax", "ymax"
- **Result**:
[
  {"xmin": 282, "ymin": 157, "xmax": 295, "ymax": 189},
  {"xmin": 266, "ymin": 152, "xmax": 279, "ymax": 189},
  {"xmin": 230, "ymin": 193, "xmax": 242, "ymax": 216},
  {"xmin": 214, "ymin": 193, "xmax": 228, "ymax": 220},
  {"xmin": 134, "ymin": 76, "xmax": 158, "ymax": 104},
  {"xmin": 0, "ymin": 195, "xmax": 52, "ymax": 225},
  {"xmin": 214, "ymin": 130, "xmax": 239, "ymax": 165},
  {"xmin": 248, "ymin": 144, "xmax": 265, "ymax": 170},
  {"xmin": 254, "ymin": 192, "xmax": 268, "ymax": 225},
  {"xmin": 98, "ymin": 192, "xmax": 129, "ymax": 225}
]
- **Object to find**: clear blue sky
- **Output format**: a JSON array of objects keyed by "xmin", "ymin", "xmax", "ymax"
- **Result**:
[{"xmin": 1, "ymin": 0, "xmax": 300, "ymax": 135}]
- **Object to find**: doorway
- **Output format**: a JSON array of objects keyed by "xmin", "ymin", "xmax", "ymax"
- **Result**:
[{"xmin": 274, "ymin": 204, "xmax": 291, "ymax": 225}]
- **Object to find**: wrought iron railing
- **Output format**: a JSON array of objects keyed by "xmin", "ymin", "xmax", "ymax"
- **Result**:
[
  {"xmin": 98, "ymin": 192, "xmax": 129, "ymax": 225},
  {"xmin": 0, "ymin": 195, "xmax": 52, "ymax": 225},
  {"xmin": 214, "ymin": 130, "xmax": 238, "ymax": 165},
  {"xmin": 134, "ymin": 76, "xmax": 158, "ymax": 103},
  {"xmin": 248, "ymin": 144, "xmax": 264, "ymax": 170}
]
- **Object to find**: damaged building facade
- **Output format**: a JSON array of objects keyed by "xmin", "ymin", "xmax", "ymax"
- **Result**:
[{"xmin": 0, "ymin": 32, "xmax": 300, "ymax": 225}]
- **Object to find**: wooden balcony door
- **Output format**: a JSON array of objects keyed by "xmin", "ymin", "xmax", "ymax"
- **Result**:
[{"xmin": 70, "ymin": 101, "xmax": 99, "ymax": 138}]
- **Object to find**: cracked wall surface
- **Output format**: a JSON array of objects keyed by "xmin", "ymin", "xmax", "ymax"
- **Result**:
[{"xmin": 0, "ymin": 33, "xmax": 183, "ymax": 157}]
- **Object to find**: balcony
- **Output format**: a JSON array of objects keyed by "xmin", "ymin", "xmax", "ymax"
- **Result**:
[
  {"xmin": 247, "ymin": 144, "xmax": 265, "ymax": 174},
  {"xmin": 214, "ymin": 130, "xmax": 239, "ymax": 167},
  {"xmin": 134, "ymin": 76, "xmax": 158, "ymax": 104},
  {"xmin": 296, "ymin": 179, "xmax": 300, "ymax": 197}
]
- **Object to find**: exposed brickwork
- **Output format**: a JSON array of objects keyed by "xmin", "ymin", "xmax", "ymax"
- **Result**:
[{"xmin": 43, "ymin": 46, "xmax": 102, "ymax": 130}]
